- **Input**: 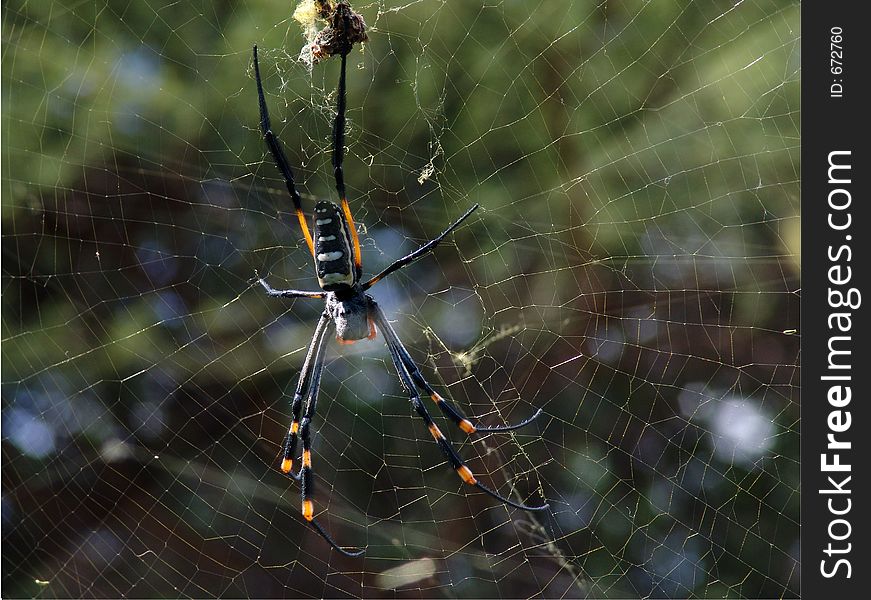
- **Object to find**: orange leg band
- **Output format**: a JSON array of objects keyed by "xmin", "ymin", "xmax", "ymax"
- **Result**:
[
  {"xmin": 456, "ymin": 465, "xmax": 477, "ymax": 485},
  {"xmin": 302, "ymin": 499, "xmax": 314, "ymax": 521}
]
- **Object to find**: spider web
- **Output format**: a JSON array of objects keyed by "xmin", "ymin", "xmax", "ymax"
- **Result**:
[{"xmin": 2, "ymin": 0, "xmax": 800, "ymax": 597}]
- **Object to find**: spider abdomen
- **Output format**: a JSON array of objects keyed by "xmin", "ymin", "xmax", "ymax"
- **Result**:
[
  {"xmin": 313, "ymin": 200, "xmax": 355, "ymax": 291},
  {"xmin": 326, "ymin": 290, "xmax": 373, "ymax": 342}
]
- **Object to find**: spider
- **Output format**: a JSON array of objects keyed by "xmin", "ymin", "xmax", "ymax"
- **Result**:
[{"xmin": 252, "ymin": 42, "xmax": 547, "ymax": 557}]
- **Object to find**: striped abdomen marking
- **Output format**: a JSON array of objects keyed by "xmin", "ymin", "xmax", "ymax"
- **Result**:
[{"xmin": 313, "ymin": 200, "xmax": 354, "ymax": 290}]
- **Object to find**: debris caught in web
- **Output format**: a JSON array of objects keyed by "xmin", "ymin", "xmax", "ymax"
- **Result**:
[{"xmin": 293, "ymin": 0, "xmax": 368, "ymax": 68}]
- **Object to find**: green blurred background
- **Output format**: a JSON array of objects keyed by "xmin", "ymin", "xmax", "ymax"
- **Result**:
[{"xmin": 3, "ymin": 0, "xmax": 799, "ymax": 597}]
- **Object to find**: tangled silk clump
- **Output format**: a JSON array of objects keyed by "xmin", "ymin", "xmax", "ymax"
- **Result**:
[{"xmin": 298, "ymin": 1, "xmax": 368, "ymax": 66}]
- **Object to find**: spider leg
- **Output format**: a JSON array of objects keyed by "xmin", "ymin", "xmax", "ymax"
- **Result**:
[
  {"xmin": 331, "ymin": 50, "xmax": 363, "ymax": 279},
  {"xmin": 278, "ymin": 312, "xmax": 330, "ymax": 479},
  {"xmin": 253, "ymin": 45, "xmax": 315, "ymax": 256},
  {"xmin": 363, "ymin": 204, "xmax": 480, "ymax": 290},
  {"xmin": 309, "ymin": 518, "xmax": 365, "ymax": 558},
  {"xmin": 371, "ymin": 300, "xmax": 548, "ymax": 512},
  {"xmin": 257, "ymin": 276, "xmax": 324, "ymax": 299},
  {"xmin": 371, "ymin": 303, "xmax": 543, "ymax": 435},
  {"xmin": 288, "ymin": 315, "xmax": 366, "ymax": 557}
]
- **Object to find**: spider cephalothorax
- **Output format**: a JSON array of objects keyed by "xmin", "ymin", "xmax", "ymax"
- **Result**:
[
  {"xmin": 252, "ymin": 40, "xmax": 547, "ymax": 557},
  {"xmin": 325, "ymin": 288, "xmax": 372, "ymax": 343}
]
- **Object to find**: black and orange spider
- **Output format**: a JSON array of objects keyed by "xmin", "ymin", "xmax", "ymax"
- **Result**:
[{"xmin": 252, "ymin": 38, "xmax": 547, "ymax": 557}]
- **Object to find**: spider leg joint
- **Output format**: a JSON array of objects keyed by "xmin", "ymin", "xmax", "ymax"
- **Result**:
[
  {"xmin": 302, "ymin": 500, "xmax": 315, "ymax": 521},
  {"xmin": 456, "ymin": 465, "xmax": 477, "ymax": 485}
]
